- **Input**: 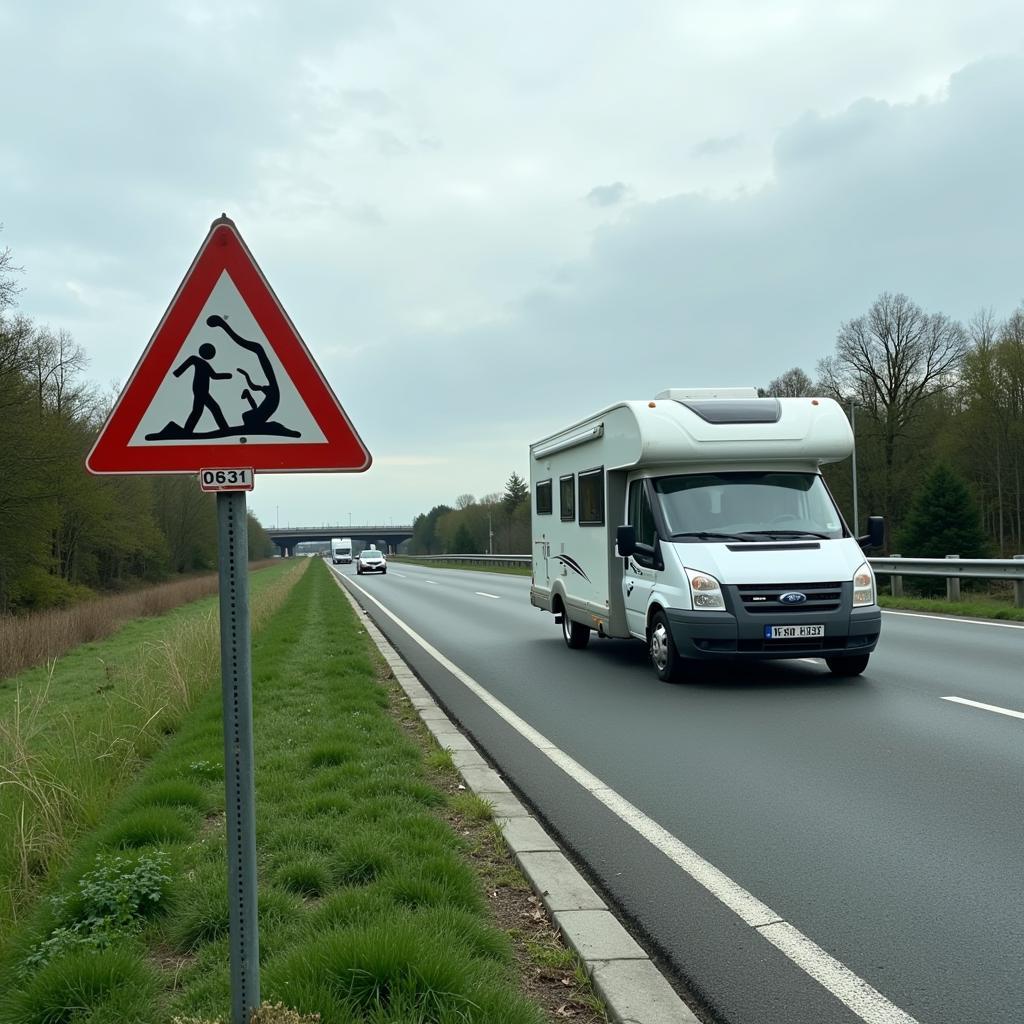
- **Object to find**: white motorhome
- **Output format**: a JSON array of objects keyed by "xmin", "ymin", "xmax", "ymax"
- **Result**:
[
  {"xmin": 529, "ymin": 388, "xmax": 883, "ymax": 682},
  {"xmin": 332, "ymin": 537, "xmax": 353, "ymax": 564}
]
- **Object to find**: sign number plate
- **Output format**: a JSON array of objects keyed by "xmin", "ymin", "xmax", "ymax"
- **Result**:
[
  {"xmin": 765, "ymin": 624, "xmax": 824, "ymax": 639},
  {"xmin": 200, "ymin": 468, "xmax": 254, "ymax": 492}
]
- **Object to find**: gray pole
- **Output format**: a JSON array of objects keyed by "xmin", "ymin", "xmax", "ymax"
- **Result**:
[
  {"xmin": 850, "ymin": 401, "xmax": 859, "ymax": 536},
  {"xmin": 217, "ymin": 491, "xmax": 260, "ymax": 1023}
]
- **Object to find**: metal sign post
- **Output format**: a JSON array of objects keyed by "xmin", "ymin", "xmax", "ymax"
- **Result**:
[
  {"xmin": 216, "ymin": 490, "xmax": 259, "ymax": 1022},
  {"xmin": 84, "ymin": 215, "xmax": 373, "ymax": 1023}
]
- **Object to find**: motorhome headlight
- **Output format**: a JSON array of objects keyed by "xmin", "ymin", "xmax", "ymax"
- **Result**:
[
  {"xmin": 852, "ymin": 562, "xmax": 875, "ymax": 606},
  {"xmin": 684, "ymin": 568, "xmax": 725, "ymax": 611}
]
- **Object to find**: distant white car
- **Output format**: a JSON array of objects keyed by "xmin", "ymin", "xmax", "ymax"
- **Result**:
[{"xmin": 356, "ymin": 549, "xmax": 387, "ymax": 575}]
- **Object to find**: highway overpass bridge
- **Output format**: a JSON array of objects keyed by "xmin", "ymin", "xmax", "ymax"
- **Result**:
[{"xmin": 268, "ymin": 525, "xmax": 414, "ymax": 557}]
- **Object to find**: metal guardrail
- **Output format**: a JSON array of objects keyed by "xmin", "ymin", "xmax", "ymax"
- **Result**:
[
  {"xmin": 395, "ymin": 554, "xmax": 531, "ymax": 568},
  {"xmin": 399, "ymin": 553, "xmax": 1024, "ymax": 607},
  {"xmin": 868, "ymin": 556, "xmax": 1024, "ymax": 580},
  {"xmin": 870, "ymin": 554, "xmax": 1024, "ymax": 607}
]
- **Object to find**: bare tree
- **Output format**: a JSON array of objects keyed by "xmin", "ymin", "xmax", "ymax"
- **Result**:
[
  {"xmin": 764, "ymin": 367, "xmax": 814, "ymax": 397},
  {"xmin": 27, "ymin": 327, "xmax": 91, "ymax": 417},
  {"xmin": 455, "ymin": 493, "xmax": 476, "ymax": 509},
  {"xmin": 0, "ymin": 228, "xmax": 23, "ymax": 315},
  {"xmin": 817, "ymin": 292, "xmax": 968, "ymax": 535}
]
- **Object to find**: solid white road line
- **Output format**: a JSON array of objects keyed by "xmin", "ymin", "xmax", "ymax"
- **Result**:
[
  {"xmin": 340, "ymin": 571, "xmax": 920, "ymax": 1024},
  {"xmin": 882, "ymin": 609, "xmax": 1024, "ymax": 630},
  {"xmin": 475, "ymin": 591, "xmax": 501, "ymax": 600},
  {"xmin": 941, "ymin": 695, "xmax": 1024, "ymax": 721}
]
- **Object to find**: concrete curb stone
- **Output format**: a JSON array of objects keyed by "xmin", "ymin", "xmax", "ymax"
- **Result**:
[{"xmin": 332, "ymin": 569, "xmax": 700, "ymax": 1024}]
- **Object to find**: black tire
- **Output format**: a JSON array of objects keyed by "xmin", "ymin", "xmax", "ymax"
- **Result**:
[
  {"xmin": 825, "ymin": 654, "xmax": 870, "ymax": 677},
  {"xmin": 382, "ymin": 569, "xmax": 387, "ymax": 574},
  {"xmin": 561, "ymin": 610, "xmax": 591, "ymax": 649},
  {"xmin": 356, "ymin": 567, "xmax": 362, "ymax": 575},
  {"xmin": 649, "ymin": 609, "xmax": 684, "ymax": 683}
]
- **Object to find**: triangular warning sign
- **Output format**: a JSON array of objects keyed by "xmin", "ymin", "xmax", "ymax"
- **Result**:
[{"xmin": 86, "ymin": 216, "xmax": 371, "ymax": 475}]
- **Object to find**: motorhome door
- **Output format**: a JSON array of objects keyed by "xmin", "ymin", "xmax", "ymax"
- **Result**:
[
  {"xmin": 533, "ymin": 536, "xmax": 550, "ymax": 586},
  {"xmin": 623, "ymin": 479, "xmax": 658, "ymax": 637}
]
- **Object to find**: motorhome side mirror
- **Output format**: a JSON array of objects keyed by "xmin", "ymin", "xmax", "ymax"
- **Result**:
[
  {"xmin": 616, "ymin": 525, "xmax": 636, "ymax": 558},
  {"xmin": 858, "ymin": 516, "xmax": 884, "ymax": 550}
]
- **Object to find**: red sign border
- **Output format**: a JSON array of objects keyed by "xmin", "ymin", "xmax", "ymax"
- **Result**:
[{"xmin": 86, "ymin": 216, "xmax": 372, "ymax": 475}]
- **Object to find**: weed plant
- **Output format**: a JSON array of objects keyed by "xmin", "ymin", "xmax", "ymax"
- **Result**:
[
  {"xmin": 0, "ymin": 560, "xmax": 548, "ymax": 1023},
  {"xmin": 0, "ymin": 561, "xmax": 305, "ymax": 943}
]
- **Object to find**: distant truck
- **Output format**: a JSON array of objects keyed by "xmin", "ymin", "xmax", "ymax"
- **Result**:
[
  {"xmin": 331, "ymin": 538, "xmax": 353, "ymax": 564},
  {"xmin": 529, "ymin": 387, "xmax": 883, "ymax": 682}
]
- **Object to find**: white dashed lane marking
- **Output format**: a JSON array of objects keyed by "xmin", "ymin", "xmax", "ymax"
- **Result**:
[{"xmin": 942, "ymin": 696, "xmax": 1024, "ymax": 721}]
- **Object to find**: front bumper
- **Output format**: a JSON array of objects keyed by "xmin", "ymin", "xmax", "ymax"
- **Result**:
[{"xmin": 666, "ymin": 600, "xmax": 881, "ymax": 660}]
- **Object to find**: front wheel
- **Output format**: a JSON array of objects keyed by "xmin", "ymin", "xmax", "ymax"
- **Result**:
[
  {"xmin": 561, "ymin": 612, "xmax": 591, "ymax": 649},
  {"xmin": 649, "ymin": 610, "xmax": 685, "ymax": 683},
  {"xmin": 825, "ymin": 654, "xmax": 870, "ymax": 677}
]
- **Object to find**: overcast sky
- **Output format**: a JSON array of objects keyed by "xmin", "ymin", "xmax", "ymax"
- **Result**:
[{"xmin": 4, "ymin": 2, "xmax": 1024, "ymax": 529}]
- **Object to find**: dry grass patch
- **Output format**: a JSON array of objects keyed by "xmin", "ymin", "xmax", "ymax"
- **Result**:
[{"xmin": 0, "ymin": 560, "xmax": 278, "ymax": 681}]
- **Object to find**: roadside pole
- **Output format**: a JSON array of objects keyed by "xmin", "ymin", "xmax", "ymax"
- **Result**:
[{"xmin": 217, "ymin": 490, "xmax": 259, "ymax": 1022}]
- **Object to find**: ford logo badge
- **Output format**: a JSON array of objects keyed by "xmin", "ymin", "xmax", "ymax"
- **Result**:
[{"xmin": 779, "ymin": 592, "xmax": 807, "ymax": 604}]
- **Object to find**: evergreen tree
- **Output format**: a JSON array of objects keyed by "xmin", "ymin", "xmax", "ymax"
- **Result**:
[
  {"xmin": 453, "ymin": 522, "xmax": 476, "ymax": 553},
  {"xmin": 503, "ymin": 471, "xmax": 528, "ymax": 515},
  {"xmin": 897, "ymin": 464, "xmax": 990, "ymax": 558}
]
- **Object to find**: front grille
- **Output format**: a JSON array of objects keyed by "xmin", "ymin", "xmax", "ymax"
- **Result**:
[{"xmin": 735, "ymin": 582, "xmax": 843, "ymax": 615}]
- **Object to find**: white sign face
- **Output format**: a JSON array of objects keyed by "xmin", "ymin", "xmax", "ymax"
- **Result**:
[{"xmin": 129, "ymin": 272, "xmax": 327, "ymax": 448}]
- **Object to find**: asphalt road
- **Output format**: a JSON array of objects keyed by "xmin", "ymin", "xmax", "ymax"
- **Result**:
[{"xmin": 331, "ymin": 559, "xmax": 1024, "ymax": 1024}]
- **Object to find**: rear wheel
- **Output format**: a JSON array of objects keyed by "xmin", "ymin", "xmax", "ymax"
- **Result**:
[
  {"xmin": 825, "ymin": 654, "xmax": 870, "ymax": 677},
  {"xmin": 561, "ymin": 610, "xmax": 591, "ymax": 649},
  {"xmin": 649, "ymin": 610, "xmax": 685, "ymax": 683}
]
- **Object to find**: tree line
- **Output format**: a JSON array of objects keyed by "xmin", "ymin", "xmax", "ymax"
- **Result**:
[
  {"xmin": 409, "ymin": 291, "xmax": 1022, "ymax": 561},
  {"xmin": 407, "ymin": 473, "xmax": 530, "ymax": 555},
  {"xmin": 767, "ymin": 291, "xmax": 1022, "ymax": 558},
  {"xmin": 0, "ymin": 235, "xmax": 275, "ymax": 613}
]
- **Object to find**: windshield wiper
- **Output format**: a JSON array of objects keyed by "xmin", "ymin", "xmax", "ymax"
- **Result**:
[
  {"xmin": 671, "ymin": 531, "xmax": 760, "ymax": 542},
  {"xmin": 744, "ymin": 530, "xmax": 831, "ymax": 539}
]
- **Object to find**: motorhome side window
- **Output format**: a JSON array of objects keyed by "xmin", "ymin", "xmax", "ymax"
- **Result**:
[
  {"xmin": 535, "ymin": 479, "xmax": 553, "ymax": 515},
  {"xmin": 559, "ymin": 475, "xmax": 575, "ymax": 521},
  {"xmin": 627, "ymin": 480, "xmax": 656, "ymax": 547},
  {"xmin": 578, "ymin": 468, "xmax": 604, "ymax": 526}
]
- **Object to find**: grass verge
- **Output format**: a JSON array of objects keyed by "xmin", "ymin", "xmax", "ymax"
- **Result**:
[
  {"xmin": 390, "ymin": 558, "xmax": 531, "ymax": 577},
  {"xmin": 0, "ymin": 560, "xmax": 605, "ymax": 1023},
  {"xmin": 878, "ymin": 594, "xmax": 1024, "ymax": 621},
  {"xmin": 0, "ymin": 561, "xmax": 306, "ymax": 945}
]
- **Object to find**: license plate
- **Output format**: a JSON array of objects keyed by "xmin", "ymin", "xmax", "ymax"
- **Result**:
[{"xmin": 765, "ymin": 624, "xmax": 824, "ymax": 639}]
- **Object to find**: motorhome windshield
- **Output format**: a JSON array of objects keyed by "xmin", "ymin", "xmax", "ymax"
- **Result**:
[{"xmin": 654, "ymin": 472, "xmax": 845, "ymax": 541}]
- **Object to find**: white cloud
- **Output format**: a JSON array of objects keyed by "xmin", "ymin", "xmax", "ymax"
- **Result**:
[{"xmin": 4, "ymin": 2, "xmax": 1024, "ymax": 524}]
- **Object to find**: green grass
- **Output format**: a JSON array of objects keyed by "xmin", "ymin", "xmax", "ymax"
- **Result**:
[
  {"xmin": 391, "ymin": 557, "xmax": 531, "ymax": 577},
  {"xmin": 879, "ymin": 594, "xmax": 1024, "ymax": 621},
  {"xmin": 0, "ymin": 560, "xmax": 551, "ymax": 1023},
  {"xmin": 0, "ymin": 561, "xmax": 304, "ymax": 945}
]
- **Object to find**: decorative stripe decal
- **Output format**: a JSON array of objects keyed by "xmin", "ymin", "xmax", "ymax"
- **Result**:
[{"xmin": 555, "ymin": 554, "xmax": 590, "ymax": 583}]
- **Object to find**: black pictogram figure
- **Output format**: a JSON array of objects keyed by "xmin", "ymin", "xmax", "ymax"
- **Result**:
[
  {"xmin": 145, "ymin": 317, "xmax": 301, "ymax": 441},
  {"xmin": 173, "ymin": 343, "xmax": 232, "ymax": 434}
]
